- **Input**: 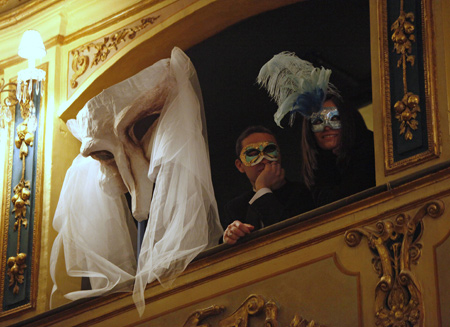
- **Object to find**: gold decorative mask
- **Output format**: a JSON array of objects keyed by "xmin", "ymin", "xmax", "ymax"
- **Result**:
[{"xmin": 239, "ymin": 141, "xmax": 279, "ymax": 167}]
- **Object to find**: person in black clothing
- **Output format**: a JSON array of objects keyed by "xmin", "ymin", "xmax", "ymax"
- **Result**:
[
  {"xmin": 257, "ymin": 52, "xmax": 375, "ymax": 207},
  {"xmin": 300, "ymin": 94, "xmax": 375, "ymax": 206},
  {"xmin": 221, "ymin": 126, "xmax": 314, "ymax": 245}
]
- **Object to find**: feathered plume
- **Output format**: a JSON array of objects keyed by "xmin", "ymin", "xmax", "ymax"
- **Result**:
[{"xmin": 257, "ymin": 52, "xmax": 337, "ymax": 127}]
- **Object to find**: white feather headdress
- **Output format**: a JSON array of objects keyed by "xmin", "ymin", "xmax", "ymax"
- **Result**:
[{"xmin": 257, "ymin": 52, "xmax": 340, "ymax": 127}]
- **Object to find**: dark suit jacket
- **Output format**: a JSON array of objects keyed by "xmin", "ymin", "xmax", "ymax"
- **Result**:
[{"xmin": 220, "ymin": 180, "xmax": 314, "ymax": 231}]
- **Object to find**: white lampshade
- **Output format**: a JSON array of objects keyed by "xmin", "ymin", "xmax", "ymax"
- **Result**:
[{"xmin": 18, "ymin": 30, "xmax": 46, "ymax": 60}]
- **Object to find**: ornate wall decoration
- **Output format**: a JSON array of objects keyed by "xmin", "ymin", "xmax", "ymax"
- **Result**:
[
  {"xmin": 8, "ymin": 116, "xmax": 34, "ymax": 295},
  {"xmin": 183, "ymin": 294, "xmax": 325, "ymax": 327},
  {"xmin": 0, "ymin": 64, "xmax": 47, "ymax": 317},
  {"xmin": 344, "ymin": 200, "xmax": 444, "ymax": 327},
  {"xmin": 0, "ymin": 79, "xmax": 18, "ymax": 130},
  {"xmin": 380, "ymin": 0, "xmax": 439, "ymax": 174},
  {"xmin": 391, "ymin": 3, "xmax": 419, "ymax": 141},
  {"xmin": 69, "ymin": 15, "xmax": 160, "ymax": 90}
]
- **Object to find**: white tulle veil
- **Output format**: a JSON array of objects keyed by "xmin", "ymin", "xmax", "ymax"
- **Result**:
[{"xmin": 50, "ymin": 47, "xmax": 223, "ymax": 316}]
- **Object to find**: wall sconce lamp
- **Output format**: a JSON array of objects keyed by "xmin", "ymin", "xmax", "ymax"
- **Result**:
[
  {"xmin": 16, "ymin": 29, "xmax": 46, "ymax": 133},
  {"xmin": 0, "ymin": 29, "xmax": 46, "ymax": 133}
]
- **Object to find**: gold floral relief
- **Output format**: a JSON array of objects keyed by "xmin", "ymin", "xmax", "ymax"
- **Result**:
[
  {"xmin": 183, "ymin": 294, "xmax": 325, "ymax": 327},
  {"xmin": 390, "ymin": 0, "xmax": 419, "ymax": 141},
  {"xmin": 345, "ymin": 200, "xmax": 444, "ymax": 327},
  {"xmin": 1, "ymin": 64, "xmax": 47, "ymax": 316},
  {"xmin": 69, "ymin": 15, "xmax": 160, "ymax": 89},
  {"xmin": 7, "ymin": 119, "xmax": 34, "ymax": 295}
]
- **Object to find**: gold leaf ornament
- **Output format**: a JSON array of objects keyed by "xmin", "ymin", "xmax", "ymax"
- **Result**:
[
  {"xmin": 6, "ymin": 253, "xmax": 27, "ymax": 294},
  {"xmin": 70, "ymin": 49, "xmax": 90, "ymax": 88},
  {"xmin": 345, "ymin": 201, "xmax": 444, "ymax": 327},
  {"xmin": 394, "ymin": 92, "xmax": 420, "ymax": 140},
  {"xmin": 183, "ymin": 294, "xmax": 325, "ymax": 327}
]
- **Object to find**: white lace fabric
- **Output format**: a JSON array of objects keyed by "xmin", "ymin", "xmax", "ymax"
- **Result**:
[{"xmin": 50, "ymin": 47, "xmax": 223, "ymax": 316}]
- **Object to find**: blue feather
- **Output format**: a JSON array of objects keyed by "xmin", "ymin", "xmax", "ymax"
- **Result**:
[{"xmin": 291, "ymin": 88, "xmax": 324, "ymax": 117}]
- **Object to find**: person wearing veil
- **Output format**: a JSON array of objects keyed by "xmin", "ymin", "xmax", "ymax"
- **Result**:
[
  {"xmin": 257, "ymin": 52, "xmax": 375, "ymax": 207},
  {"xmin": 50, "ymin": 47, "xmax": 223, "ymax": 316}
]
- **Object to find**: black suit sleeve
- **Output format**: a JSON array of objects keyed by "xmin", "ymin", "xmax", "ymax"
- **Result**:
[
  {"xmin": 221, "ymin": 191, "xmax": 257, "ymax": 230},
  {"xmin": 249, "ymin": 192, "xmax": 291, "ymax": 227},
  {"xmin": 251, "ymin": 182, "xmax": 314, "ymax": 227},
  {"xmin": 220, "ymin": 182, "xmax": 315, "ymax": 245}
]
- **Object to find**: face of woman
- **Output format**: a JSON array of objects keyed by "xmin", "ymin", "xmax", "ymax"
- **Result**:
[{"xmin": 312, "ymin": 99, "xmax": 342, "ymax": 152}]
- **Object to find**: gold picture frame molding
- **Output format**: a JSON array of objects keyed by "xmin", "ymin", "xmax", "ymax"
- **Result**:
[
  {"xmin": 0, "ymin": 63, "xmax": 48, "ymax": 318},
  {"xmin": 379, "ymin": 0, "xmax": 440, "ymax": 175}
]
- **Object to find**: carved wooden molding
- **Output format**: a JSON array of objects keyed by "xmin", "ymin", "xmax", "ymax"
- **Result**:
[
  {"xmin": 345, "ymin": 200, "xmax": 444, "ymax": 326},
  {"xmin": 183, "ymin": 294, "xmax": 325, "ymax": 327},
  {"xmin": 69, "ymin": 15, "xmax": 160, "ymax": 91}
]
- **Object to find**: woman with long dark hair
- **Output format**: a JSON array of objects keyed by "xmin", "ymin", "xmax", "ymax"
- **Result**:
[
  {"xmin": 300, "ymin": 93, "xmax": 375, "ymax": 205},
  {"xmin": 258, "ymin": 52, "xmax": 375, "ymax": 206}
]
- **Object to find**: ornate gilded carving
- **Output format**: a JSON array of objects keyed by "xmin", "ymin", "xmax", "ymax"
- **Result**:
[
  {"xmin": 7, "ymin": 121, "xmax": 34, "ymax": 294},
  {"xmin": 264, "ymin": 300, "xmax": 278, "ymax": 327},
  {"xmin": 345, "ymin": 201, "xmax": 444, "ymax": 327},
  {"xmin": 0, "ymin": 78, "xmax": 18, "ymax": 130},
  {"xmin": 218, "ymin": 294, "xmax": 265, "ymax": 327},
  {"xmin": 183, "ymin": 294, "xmax": 325, "ymax": 327},
  {"xmin": 381, "ymin": 0, "xmax": 439, "ymax": 174},
  {"xmin": 70, "ymin": 15, "xmax": 160, "ymax": 89},
  {"xmin": 1, "ymin": 65, "xmax": 46, "ymax": 315},
  {"xmin": 12, "ymin": 179, "xmax": 31, "ymax": 224},
  {"xmin": 2, "ymin": 75, "xmax": 42, "ymax": 297},
  {"xmin": 394, "ymin": 92, "xmax": 420, "ymax": 141},
  {"xmin": 183, "ymin": 305, "xmax": 225, "ymax": 327},
  {"xmin": 70, "ymin": 49, "xmax": 89, "ymax": 89},
  {"xmin": 6, "ymin": 253, "xmax": 26, "ymax": 294},
  {"xmin": 390, "ymin": 0, "xmax": 419, "ymax": 141},
  {"xmin": 15, "ymin": 120, "xmax": 34, "ymax": 156}
]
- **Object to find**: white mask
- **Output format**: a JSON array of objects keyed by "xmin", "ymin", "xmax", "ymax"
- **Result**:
[{"xmin": 75, "ymin": 59, "xmax": 173, "ymax": 221}]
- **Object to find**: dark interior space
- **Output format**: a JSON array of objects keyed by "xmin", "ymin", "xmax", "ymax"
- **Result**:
[{"xmin": 185, "ymin": 0, "xmax": 371, "ymax": 217}]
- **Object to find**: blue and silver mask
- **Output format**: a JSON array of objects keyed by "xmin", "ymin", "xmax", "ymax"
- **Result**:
[{"xmin": 310, "ymin": 106, "xmax": 341, "ymax": 133}]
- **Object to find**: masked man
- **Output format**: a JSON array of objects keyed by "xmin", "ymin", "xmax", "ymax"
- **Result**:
[{"xmin": 221, "ymin": 125, "xmax": 314, "ymax": 245}]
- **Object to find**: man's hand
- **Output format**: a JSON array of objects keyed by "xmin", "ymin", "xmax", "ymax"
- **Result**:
[
  {"xmin": 223, "ymin": 220, "xmax": 255, "ymax": 245},
  {"xmin": 254, "ymin": 162, "xmax": 285, "ymax": 191}
]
